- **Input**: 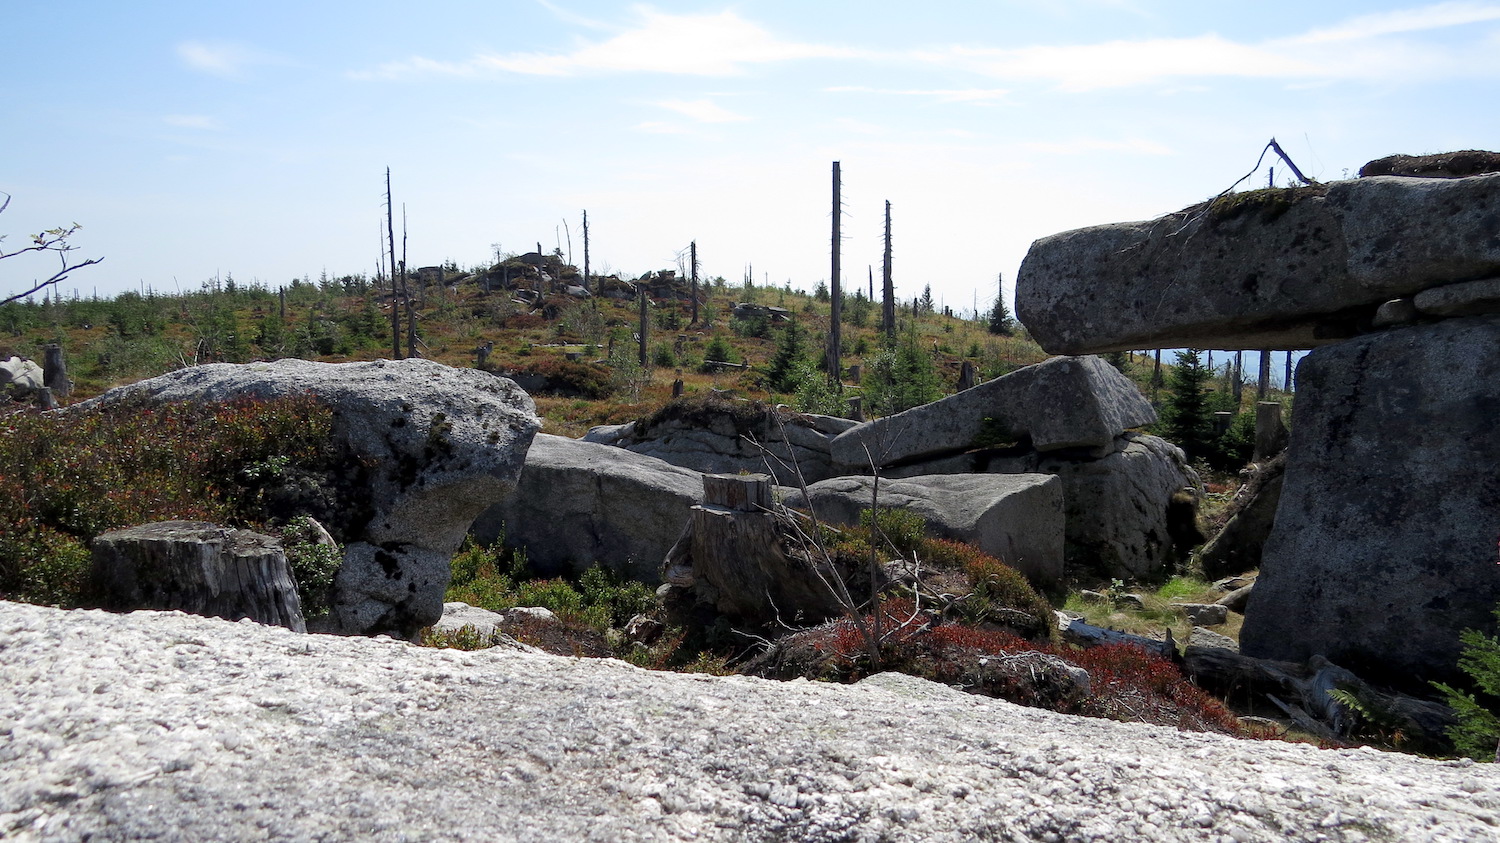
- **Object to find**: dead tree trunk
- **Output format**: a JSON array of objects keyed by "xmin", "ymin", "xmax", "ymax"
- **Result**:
[
  {"xmin": 385, "ymin": 168, "xmax": 402, "ymax": 360},
  {"xmin": 1233, "ymin": 351, "xmax": 1244, "ymax": 405},
  {"xmin": 582, "ymin": 210, "xmax": 591, "ymax": 297},
  {"xmin": 638, "ymin": 287, "xmax": 649, "ymax": 367},
  {"xmin": 1258, "ymin": 349, "xmax": 1271, "ymax": 399},
  {"xmin": 690, "ymin": 240, "xmax": 699, "ymax": 326},
  {"xmin": 881, "ymin": 200, "xmax": 895, "ymax": 340},
  {"xmin": 827, "ymin": 161, "xmax": 842, "ymax": 386}
]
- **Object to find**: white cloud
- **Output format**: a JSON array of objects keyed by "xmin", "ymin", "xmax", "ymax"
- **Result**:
[
  {"xmin": 177, "ymin": 41, "xmax": 283, "ymax": 78},
  {"xmin": 163, "ymin": 115, "xmax": 221, "ymax": 131},
  {"xmin": 825, "ymin": 86, "xmax": 1010, "ymax": 103},
  {"xmin": 653, "ymin": 99, "xmax": 748, "ymax": 123},
  {"xmin": 357, "ymin": 7, "xmax": 861, "ymax": 79}
]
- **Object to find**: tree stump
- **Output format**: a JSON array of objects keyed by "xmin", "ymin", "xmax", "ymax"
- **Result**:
[
  {"xmin": 42, "ymin": 344, "xmax": 69, "ymax": 400},
  {"xmin": 91, "ymin": 521, "xmax": 306, "ymax": 632},
  {"xmin": 672, "ymin": 474, "xmax": 844, "ymax": 626}
]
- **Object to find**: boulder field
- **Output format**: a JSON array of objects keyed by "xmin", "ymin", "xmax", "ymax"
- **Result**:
[{"xmin": 3, "ymin": 601, "xmax": 1497, "ymax": 842}]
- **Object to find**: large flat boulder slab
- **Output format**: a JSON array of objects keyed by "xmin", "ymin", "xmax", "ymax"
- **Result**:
[
  {"xmin": 6, "ymin": 601, "xmax": 1499, "ymax": 842},
  {"xmin": 472, "ymin": 433, "xmax": 704, "ymax": 583},
  {"xmin": 1017, "ymin": 173, "xmax": 1500, "ymax": 354},
  {"xmin": 831, "ymin": 356, "xmax": 1154, "ymax": 471},
  {"xmin": 885, "ymin": 433, "xmax": 1200, "ymax": 581},
  {"xmin": 81, "ymin": 359, "xmax": 540, "ymax": 639},
  {"xmin": 585, "ymin": 398, "xmax": 855, "ymax": 484},
  {"xmin": 782, "ymin": 474, "xmax": 1065, "ymax": 588},
  {"xmin": 1240, "ymin": 315, "xmax": 1500, "ymax": 691}
]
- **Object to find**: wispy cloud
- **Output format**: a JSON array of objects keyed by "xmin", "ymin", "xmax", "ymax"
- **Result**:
[
  {"xmin": 926, "ymin": 36, "xmax": 1316, "ymax": 92},
  {"xmin": 163, "ymin": 114, "xmax": 222, "ymax": 131},
  {"xmin": 1018, "ymin": 138, "xmax": 1174, "ymax": 156},
  {"xmin": 653, "ymin": 99, "xmax": 748, "ymax": 123},
  {"xmin": 825, "ymin": 86, "xmax": 1010, "ymax": 103},
  {"xmin": 355, "ymin": 7, "xmax": 861, "ymax": 79},
  {"xmin": 177, "ymin": 41, "xmax": 287, "ymax": 78},
  {"xmin": 633, "ymin": 121, "xmax": 694, "ymax": 135},
  {"xmin": 534, "ymin": 0, "xmax": 612, "ymax": 31},
  {"xmin": 1289, "ymin": 1, "xmax": 1500, "ymax": 43},
  {"xmin": 923, "ymin": 2, "xmax": 1500, "ymax": 90}
]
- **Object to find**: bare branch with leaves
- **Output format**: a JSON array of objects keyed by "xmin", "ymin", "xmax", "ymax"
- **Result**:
[{"xmin": 0, "ymin": 193, "xmax": 104, "ymax": 306}]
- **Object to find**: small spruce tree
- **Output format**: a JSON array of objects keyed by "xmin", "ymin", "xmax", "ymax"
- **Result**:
[
  {"xmin": 1161, "ymin": 349, "xmax": 1215, "ymax": 462},
  {"xmin": 987, "ymin": 290, "xmax": 1014, "ymax": 336},
  {"xmin": 766, "ymin": 317, "xmax": 809, "ymax": 394},
  {"xmin": 1433, "ymin": 608, "xmax": 1500, "ymax": 761},
  {"xmin": 919, "ymin": 284, "xmax": 935, "ymax": 316}
]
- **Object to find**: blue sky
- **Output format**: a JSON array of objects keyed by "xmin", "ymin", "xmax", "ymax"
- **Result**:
[{"xmin": 4, "ymin": 1, "xmax": 1498, "ymax": 319}]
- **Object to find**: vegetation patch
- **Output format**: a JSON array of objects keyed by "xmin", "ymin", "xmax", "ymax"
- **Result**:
[
  {"xmin": 0, "ymin": 394, "xmax": 339, "ymax": 607},
  {"xmin": 1204, "ymin": 185, "xmax": 1327, "ymax": 225}
]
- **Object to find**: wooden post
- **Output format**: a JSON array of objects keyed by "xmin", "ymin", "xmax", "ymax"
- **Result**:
[
  {"xmin": 672, "ymin": 378, "xmax": 685, "ymax": 398},
  {"xmin": 882, "ymin": 200, "xmax": 895, "ymax": 340},
  {"xmin": 827, "ymin": 161, "xmax": 842, "ymax": 386},
  {"xmin": 848, "ymin": 364, "xmax": 862, "ymax": 384},
  {"xmin": 42, "ymin": 343, "xmax": 69, "ymax": 400}
]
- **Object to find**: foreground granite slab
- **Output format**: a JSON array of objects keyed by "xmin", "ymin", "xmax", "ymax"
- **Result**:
[{"xmin": 3, "ymin": 601, "xmax": 1496, "ymax": 842}]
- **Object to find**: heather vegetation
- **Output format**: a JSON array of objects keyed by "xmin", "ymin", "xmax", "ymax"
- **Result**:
[{"xmin": 0, "ymin": 394, "xmax": 342, "ymax": 609}]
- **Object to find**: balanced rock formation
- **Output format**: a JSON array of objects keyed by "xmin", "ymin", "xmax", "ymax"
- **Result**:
[
  {"xmin": 91, "ymin": 521, "xmax": 305, "ymax": 633},
  {"xmin": 1017, "ymin": 173, "xmax": 1500, "ymax": 354},
  {"xmin": 4, "ymin": 601, "xmax": 1498, "ymax": 842},
  {"xmin": 781, "ymin": 474, "xmax": 1065, "ymax": 588},
  {"xmin": 80, "ymin": 358, "xmax": 540, "ymax": 639},
  {"xmin": 473, "ymin": 433, "xmax": 704, "ymax": 583},
  {"xmin": 585, "ymin": 396, "xmax": 857, "ymax": 484},
  {"xmin": 1240, "ymin": 314, "xmax": 1500, "ymax": 689}
]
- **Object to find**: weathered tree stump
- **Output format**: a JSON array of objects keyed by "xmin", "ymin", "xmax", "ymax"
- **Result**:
[
  {"xmin": 1253, "ymin": 400, "xmax": 1288, "ymax": 462},
  {"xmin": 91, "ymin": 521, "xmax": 306, "ymax": 632},
  {"xmin": 666, "ymin": 474, "xmax": 844, "ymax": 626},
  {"xmin": 42, "ymin": 343, "xmax": 69, "ymax": 400}
]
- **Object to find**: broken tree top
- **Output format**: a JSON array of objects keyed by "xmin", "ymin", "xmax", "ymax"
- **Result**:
[{"xmin": 1015, "ymin": 157, "xmax": 1500, "ymax": 355}]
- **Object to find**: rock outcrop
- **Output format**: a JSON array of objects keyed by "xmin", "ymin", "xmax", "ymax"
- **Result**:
[
  {"xmin": 830, "ymin": 355, "xmax": 1154, "ymax": 470},
  {"xmin": 1016, "ymin": 174, "xmax": 1500, "ymax": 355},
  {"xmin": 91, "ymin": 521, "xmax": 305, "ymax": 633},
  {"xmin": 782, "ymin": 474, "xmax": 1066, "ymax": 588},
  {"xmin": 884, "ymin": 433, "xmax": 1200, "ymax": 580},
  {"xmin": 80, "ymin": 358, "xmax": 540, "ymax": 639},
  {"xmin": 4, "ymin": 601, "xmax": 1497, "ymax": 842},
  {"xmin": 585, "ymin": 398, "xmax": 857, "ymax": 484},
  {"xmin": 1240, "ymin": 315, "xmax": 1500, "ymax": 690},
  {"xmin": 472, "ymin": 433, "xmax": 704, "ymax": 583}
]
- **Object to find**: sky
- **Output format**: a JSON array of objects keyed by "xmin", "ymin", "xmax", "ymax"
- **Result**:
[{"xmin": 4, "ymin": 0, "xmax": 1499, "ymax": 323}]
